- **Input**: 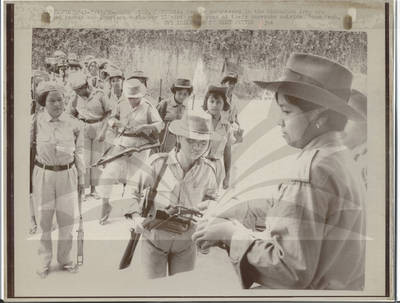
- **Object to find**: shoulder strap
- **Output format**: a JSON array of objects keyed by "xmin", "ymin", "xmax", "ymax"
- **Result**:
[{"xmin": 142, "ymin": 157, "xmax": 168, "ymax": 217}]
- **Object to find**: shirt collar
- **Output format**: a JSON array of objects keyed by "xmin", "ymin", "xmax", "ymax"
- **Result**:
[
  {"xmin": 303, "ymin": 131, "xmax": 344, "ymax": 151},
  {"xmin": 167, "ymin": 149, "xmax": 203, "ymax": 169},
  {"xmin": 207, "ymin": 111, "xmax": 229, "ymax": 127},
  {"xmin": 43, "ymin": 111, "xmax": 67, "ymax": 122}
]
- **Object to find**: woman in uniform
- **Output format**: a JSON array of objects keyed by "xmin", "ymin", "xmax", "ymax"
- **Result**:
[
  {"xmin": 202, "ymin": 85, "xmax": 232, "ymax": 189},
  {"xmin": 32, "ymin": 81, "xmax": 85, "ymax": 278},
  {"xmin": 193, "ymin": 53, "xmax": 366, "ymax": 290},
  {"xmin": 124, "ymin": 110, "xmax": 219, "ymax": 279}
]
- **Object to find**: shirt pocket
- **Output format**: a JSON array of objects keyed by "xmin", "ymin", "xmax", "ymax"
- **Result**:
[
  {"xmin": 36, "ymin": 131, "xmax": 52, "ymax": 143},
  {"xmin": 55, "ymin": 127, "xmax": 75, "ymax": 155}
]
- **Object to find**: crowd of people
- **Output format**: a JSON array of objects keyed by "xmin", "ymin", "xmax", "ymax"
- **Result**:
[{"xmin": 29, "ymin": 50, "xmax": 368, "ymax": 290}]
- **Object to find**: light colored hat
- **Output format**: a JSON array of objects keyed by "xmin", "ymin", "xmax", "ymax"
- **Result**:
[
  {"xmin": 126, "ymin": 70, "xmax": 148, "ymax": 81},
  {"xmin": 69, "ymin": 72, "xmax": 88, "ymax": 89},
  {"xmin": 123, "ymin": 79, "xmax": 146, "ymax": 98},
  {"xmin": 53, "ymin": 50, "xmax": 67, "ymax": 58},
  {"xmin": 108, "ymin": 68, "xmax": 124, "ymax": 79},
  {"xmin": 88, "ymin": 59, "xmax": 98, "ymax": 68},
  {"xmin": 84, "ymin": 55, "xmax": 95, "ymax": 64},
  {"xmin": 36, "ymin": 81, "xmax": 65, "ymax": 106},
  {"xmin": 254, "ymin": 53, "xmax": 365, "ymax": 121},
  {"xmin": 169, "ymin": 110, "xmax": 220, "ymax": 141}
]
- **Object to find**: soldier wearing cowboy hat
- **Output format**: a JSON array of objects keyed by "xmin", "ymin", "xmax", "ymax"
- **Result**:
[
  {"xmin": 157, "ymin": 78, "xmax": 193, "ymax": 152},
  {"xmin": 193, "ymin": 53, "xmax": 366, "ymax": 290},
  {"xmin": 126, "ymin": 70, "xmax": 149, "ymax": 87},
  {"xmin": 68, "ymin": 71, "xmax": 114, "ymax": 199},
  {"xmin": 32, "ymin": 81, "xmax": 84, "ymax": 278},
  {"xmin": 124, "ymin": 110, "xmax": 219, "ymax": 279},
  {"xmin": 97, "ymin": 79, "xmax": 163, "ymax": 225}
]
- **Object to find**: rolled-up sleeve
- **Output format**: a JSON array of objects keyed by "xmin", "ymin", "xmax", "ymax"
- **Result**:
[{"xmin": 230, "ymin": 175, "xmax": 331, "ymax": 289}]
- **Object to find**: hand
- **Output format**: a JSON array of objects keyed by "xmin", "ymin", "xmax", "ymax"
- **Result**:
[
  {"xmin": 197, "ymin": 200, "xmax": 217, "ymax": 213},
  {"xmin": 192, "ymin": 217, "xmax": 236, "ymax": 250},
  {"xmin": 223, "ymin": 174, "xmax": 230, "ymax": 190},
  {"xmin": 130, "ymin": 216, "xmax": 145, "ymax": 233}
]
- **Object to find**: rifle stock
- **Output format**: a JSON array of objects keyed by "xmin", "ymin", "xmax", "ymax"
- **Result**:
[{"xmin": 119, "ymin": 229, "xmax": 141, "ymax": 270}]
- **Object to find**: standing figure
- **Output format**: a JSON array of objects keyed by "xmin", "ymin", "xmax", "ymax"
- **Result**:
[
  {"xmin": 202, "ymin": 85, "xmax": 232, "ymax": 189},
  {"xmin": 157, "ymin": 78, "xmax": 193, "ymax": 153},
  {"xmin": 87, "ymin": 59, "xmax": 99, "ymax": 89},
  {"xmin": 32, "ymin": 81, "xmax": 84, "ymax": 278},
  {"xmin": 221, "ymin": 72, "xmax": 243, "ymax": 143},
  {"xmin": 97, "ymin": 79, "xmax": 163, "ymax": 224},
  {"xmin": 68, "ymin": 72, "xmax": 112, "ymax": 199},
  {"xmin": 193, "ymin": 53, "xmax": 366, "ymax": 290},
  {"xmin": 124, "ymin": 110, "xmax": 219, "ymax": 279}
]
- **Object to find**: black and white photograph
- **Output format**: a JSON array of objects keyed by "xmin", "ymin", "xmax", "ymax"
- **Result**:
[{"xmin": 3, "ymin": 1, "xmax": 395, "ymax": 301}]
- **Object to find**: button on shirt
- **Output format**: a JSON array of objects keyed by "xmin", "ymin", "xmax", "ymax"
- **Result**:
[
  {"xmin": 32, "ymin": 111, "xmax": 85, "ymax": 179},
  {"xmin": 70, "ymin": 89, "xmax": 111, "ymax": 120},
  {"xmin": 110, "ymin": 97, "xmax": 163, "ymax": 148},
  {"xmin": 228, "ymin": 131, "xmax": 366, "ymax": 290},
  {"xmin": 125, "ymin": 150, "xmax": 219, "ymax": 214}
]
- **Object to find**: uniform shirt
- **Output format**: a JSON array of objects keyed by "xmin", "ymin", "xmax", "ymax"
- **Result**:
[
  {"xmin": 228, "ymin": 131, "xmax": 366, "ymax": 290},
  {"xmin": 109, "ymin": 97, "xmax": 163, "ymax": 148},
  {"xmin": 31, "ymin": 111, "xmax": 85, "ymax": 180},
  {"xmin": 207, "ymin": 112, "xmax": 233, "ymax": 160},
  {"xmin": 125, "ymin": 150, "xmax": 219, "ymax": 214},
  {"xmin": 157, "ymin": 97, "xmax": 188, "ymax": 152},
  {"xmin": 69, "ymin": 89, "xmax": 111, "ymax": 120}
]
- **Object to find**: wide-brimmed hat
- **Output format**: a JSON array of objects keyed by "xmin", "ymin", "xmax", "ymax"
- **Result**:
[
  {"xmin": 253, "ymin": 53, "xmax": 365, "ymax": 121},
  {"xmin": 123, "ymin": 79, "xmax": 146, "ymax": 98},
  {"xmin": 203, "ymin": 85, "xmax": 230, "ymax": 111},
  {"xmin": 69, "ymin": 72, "xmax": 88, "ymax": 90},
  {"xmin": 68, "ymin": 59, "xmax": 82, "ymax": 68},
  {"xmin": 221, "ymin": 72, "xmax": 238, "ymax": 84},
  {"xmin": 348, "ymin": 73, "xmax": 367, "ymax": 119},
  {"xmin": 170, "ymin": 78, "xmax": 193, "ymax": 94},
  {"xmin": 169, "ymin": 110, "xmax": 220, "ymax": 141},
  {"xmin": 126, "ymin": 70, "xmax": 148, "ymax": 81},
  {"xmin": 36, "ymin": 81, "xmax": 65, "ymax": 106}
]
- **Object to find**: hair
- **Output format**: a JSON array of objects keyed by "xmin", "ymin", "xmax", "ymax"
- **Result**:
[
  {"xmin": 172, "ymin": 87, "xmax": 192, "ymax": 95},
  {"xmin": 202, "ymin": 91, "xmax": 230, "ymax": 112},
  {"xmin": 276, "ymin": 93, "xmax": 348, "ymax": 131},
  {"xmin": 38, "ymin": 91, "xmax": 49, "ymax": 107},
  {"xmin": 221, "ymin": 78, "xmax": 237, "ymax": 85}
]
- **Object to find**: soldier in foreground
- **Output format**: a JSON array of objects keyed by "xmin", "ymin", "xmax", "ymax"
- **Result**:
[{"xmin": 124, "ymin": 110, "xmax": 219, "ymax": 278}]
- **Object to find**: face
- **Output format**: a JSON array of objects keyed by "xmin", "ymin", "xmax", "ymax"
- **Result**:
[
  {"xmin": 175, "ymin": 89, "xmax": 190, "ymax": 103},
  {"xmin": 88, "ymin": 63, "xmax": 98, "ymax": 76},
  {"xmin": 207, "ymin": 93, "xmax": 224, "ymax": 115},
  {"xmin": 74, "ymin": 83, "xmax": 89, "ymax": 98},
  {"xmin": 45, "ymin": 91, "xmax": 64, "ymax": 118},
  {"xmin": 110, "ymin": 77, "xmax": 123, "ymax": 94},
  {"xmin": 179, "ymin": 136, "xmax": 209, "ymax": 160},
  {"xmin": 128, "ymin": 97, "xmax": 141, "ymax": 108},
  {"xmin": 276, "ymin": 92, "xmax": 318, "ymax": 148}
]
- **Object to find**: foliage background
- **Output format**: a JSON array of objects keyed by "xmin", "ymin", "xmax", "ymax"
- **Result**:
[{"xmin": 32, "ymin": 29, "xmax": 367, "ymax": 100}]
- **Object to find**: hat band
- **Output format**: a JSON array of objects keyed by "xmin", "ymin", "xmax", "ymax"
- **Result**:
[
  {"xmin": 283, "ymin": 68, "xmax": 351, "ymax": 101},
  {"xmin": 179, "ymin": 125, "xmax": 212, "ymax": 136}
]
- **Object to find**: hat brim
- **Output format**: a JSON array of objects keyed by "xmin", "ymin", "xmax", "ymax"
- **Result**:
[
  {"xmin": 171, "ymin": 86, "xmax": 193, "ymax": 94},
  {"xmin": 169, "ymin": 121, "xmax": 221, "ymax": 141},
  {"xmin": 254, "ymin": 80, "xmax": 365, "ymax": 121}
]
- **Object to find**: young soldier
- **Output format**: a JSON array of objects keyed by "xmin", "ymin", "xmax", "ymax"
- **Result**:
[
  {"xmin": 202, "ymin": 85, "xmax": 232, "ymax": 189},
  {"xmin": 221, "ymin": 72, "xmax": 243, "ymax": 143},
  {"xmin": 124, "ymin": 110, "xmax": 219, "ymax": 279},
  {"xmin": 32, "ymin": 81, "xmax": 84, "ymax": 278},
  {"xmin": 97, "ymin": 79, "xmax": 163, "ymax": 224},
  {"xmin": 68, "ymin": 72, "xmax": 113, "ymax": 199},
  {"xmin": 157, "ymin": 78, "xmax": 193, "ymax": 153}
]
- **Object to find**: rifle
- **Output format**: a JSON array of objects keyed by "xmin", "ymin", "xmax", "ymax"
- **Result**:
[
  {"xmin": 158, "ymin": 79, "xmax": 163, "ymax": 103},
  {"xmin": 29, "ymin": 109, "xmax": 38, "ymax": 234},
  {"xmin": 76, "ymin": 190, "xmax": 84, "ymax": 266},
  {"xmin": 119, "ymin": 158, "xmax": 168, "ymax": 270}
]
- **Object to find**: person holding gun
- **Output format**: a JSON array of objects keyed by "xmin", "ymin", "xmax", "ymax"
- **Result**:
[
  {"xmin": 96, "ymin": 78, "xmax": 163, "ymax": 225},
  {"xmin": 123, "ymin": 110, "xmax": 219, "ymax": 279},
  {"xmin": 156, "ymin": 78, "xmax": 193, "ymax": 153},
  {"xmin": 32, "ymin": 81, "xmax": 85, "ymax": 279},
  {"xmin": 68, "ymin": 72, "xmax": 113, "ymax": 200}
]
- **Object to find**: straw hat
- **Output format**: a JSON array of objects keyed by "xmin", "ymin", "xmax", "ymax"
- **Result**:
[
  {"xmin": 123, "ymin": 79, "xmax": 146, "ymax": 98},
  {"xmin": 169, "ymin": 110, "xmax": 220, "ymax": 141},
  {"xmin": 253, "ymin": 53, "xmax": 365, "ymax": 121},
  {"xmin": 36, "ymin": 81, "xmax": 65, "ymax": 106},
  {"xmin": 69, "ymin": 72, "xmax": 88, "ymax": 90}
]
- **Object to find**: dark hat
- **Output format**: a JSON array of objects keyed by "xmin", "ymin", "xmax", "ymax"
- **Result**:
[
  {"xmin": 253, "ymin": 53, "xmax": 365, "ymax": 121},
  {"xmin": 221, "ymin": 72, "xmax": 238, "ymax": 84},
  {"xmin": 170, "ymin": 78, "xmax": 193, "ymax": 95},
  {"xmin": 126, "ymin": 70, "xmax": 148, "ymax": 81},
  {"xmin": 169, "ymin": 110, "xmax": 220, "ymax": 141},
  {"xmin": 68, "ymin": 59, "xmax": 82, "ymax": 68}
]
